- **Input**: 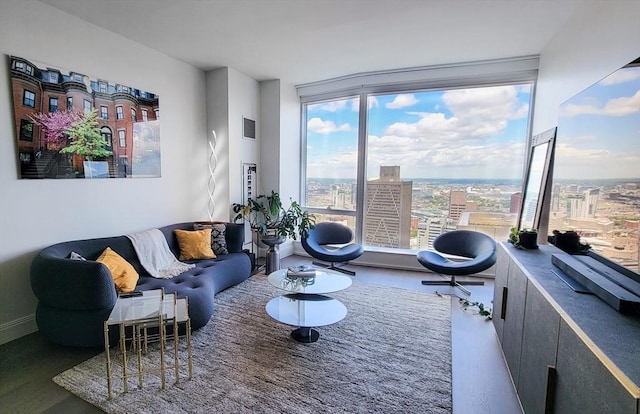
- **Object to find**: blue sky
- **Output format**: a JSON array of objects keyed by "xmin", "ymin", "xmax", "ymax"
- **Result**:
[
  {"xmin": 554, "ymin": 64, "xmax": 640, "ymax": 180},
  {"xmin": 306, "ymin": 84, "xmax": 533, "ymax": 180}
]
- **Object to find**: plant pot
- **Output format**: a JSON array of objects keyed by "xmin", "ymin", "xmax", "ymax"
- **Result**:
[
  {"xmin": 551, "ymin": 230, "xmax": 581, "ymax": 253},
  {"xmin": 260, "ymin": 235, "xmax": 285, "ymax": 274},
  {"xmin": 518, "ymin": 231, "xmax": 538, "ymax": 249}
]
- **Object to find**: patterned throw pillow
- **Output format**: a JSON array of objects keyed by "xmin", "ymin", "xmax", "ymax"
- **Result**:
[{"xmin": 194, "ymin": 223, "xmax": 228, "ymax": 255}]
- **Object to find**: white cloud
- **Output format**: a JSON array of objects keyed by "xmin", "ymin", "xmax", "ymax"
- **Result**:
[
  {"xmin": 307, "ymin": 117, "xmax": 352, "ymax": 134},
  {"xmin": 365, "ymin": 133, "xmax": 526, "ymax": 179},
  {"xmin": 367, "ymin": 96, "xmax": 379, "ymax": 110},
  {"xmin": 307, "ymin": 151, "xmax": 358, "ymax": 179},
  {"xmin": 386, "ymin": 94, "xmax": 418, "ymax": 109},
  {"xmin": 308, "ymin": 99, "xmax": 350, "ymax": 112},
  {"xmin": 560, "ymin": 90, "xmax": 640, "ymax": 118},
  {"xmin": 600, "ymin": 68, "xmax": 640, "ymax": 86},
  {"xmin": 379, "ymin": 85, "xmax": 529, "ymax": 144}
]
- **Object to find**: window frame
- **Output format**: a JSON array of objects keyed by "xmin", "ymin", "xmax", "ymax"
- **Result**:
[
  {"xmin": 48, "ymin": 97, "xmax": 58, "ymax": 113},
  {"xmin": 299, "ymin": 58, "xmax": 538, "ymax": 263},
  {"xmin": 23, "ymin": 90, "xmax": 35, "ymax": 107},
  {"xmin": 19, "ymin": 119, "xmax": 34, "ymax": 141},
  {"xmin": 118, "ymin": 129, "xmax": 126, "ymax": 147}
]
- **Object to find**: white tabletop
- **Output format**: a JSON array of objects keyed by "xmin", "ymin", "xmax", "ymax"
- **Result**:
[
  {"xmin": 268, "ymin": 267, "xmax": 352, "ymax": 294},
  {"xmin": 265, "ymin": 294, "xmax": 347, "ymax": 328}
]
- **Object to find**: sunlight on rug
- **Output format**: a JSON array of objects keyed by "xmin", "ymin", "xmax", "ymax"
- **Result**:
[{"xmin": 54, "ymin": 275, "xmax": 452, "ymax": 413}]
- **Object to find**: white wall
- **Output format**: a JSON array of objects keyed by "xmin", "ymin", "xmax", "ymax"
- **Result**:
[
  {"xmin": 228, "ymin": 68, "xmax": 260, "ymax": 209},
  {"xmin": 258, "ymin": 79, "xmax": 303, "ymax": 256},
  {"xmin": 206, "ymin": 68, "xmax": 231, "ymax": 221},
  {"xmin": 207, "ymin": 67, "xmax": 260, "ymax": 247},
  {"xmin": 532, "ymin": 1, "xmax": 640, "ymax": 134},
  {"xmin": 0, "ymin": 0, "xmax": 208, "ymax": 343},
  {"xmin": 259, "ymin": 80, "xmax": 281, "ymax": 195}
]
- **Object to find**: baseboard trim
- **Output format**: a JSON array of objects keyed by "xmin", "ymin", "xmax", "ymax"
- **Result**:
[{"xmin": 0, "ymin": 313, "xmax": 37, "ymax": 345}]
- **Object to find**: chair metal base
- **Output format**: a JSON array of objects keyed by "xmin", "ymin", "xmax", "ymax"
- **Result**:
[
  {"xmin": 421, "ymin": 275, "xmax": 484, "ymax": 296},
  {"xmin": 311, "ymin": 261, "xmax": 356, "ymax": 276}
]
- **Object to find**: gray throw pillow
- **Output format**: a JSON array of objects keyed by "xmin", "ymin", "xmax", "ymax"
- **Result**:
[{"xmin": 194, "ymin": 223, "xmax": 228, "ymax": 255}]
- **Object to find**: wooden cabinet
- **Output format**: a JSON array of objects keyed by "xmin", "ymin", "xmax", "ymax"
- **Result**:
[
  {"xmin": 492, "ymin": 245, "xmax": 510, "ymax": 341},
  {"xmin": 501, "ymin": 264, "xmax": 528, "ymax": 387},
  {"xmin": 518, "ymin": 280, "xmax": 560, "ymax": 413},
  {"xmin": 493, "ymin": 242, "xmax": 640, "ymax": 414},
  {"xmin": 554, "ymin": 319, "xmax": 638, "ymax": 413}
]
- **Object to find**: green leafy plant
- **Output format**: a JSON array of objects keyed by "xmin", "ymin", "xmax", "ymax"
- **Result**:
[
  {"xmin": 459, "ymin": 298, "xmax": 493, "ymax": 320},
  {"xmin": 232, "ymin": 191, "xmax": 315, "ymax": 240}
]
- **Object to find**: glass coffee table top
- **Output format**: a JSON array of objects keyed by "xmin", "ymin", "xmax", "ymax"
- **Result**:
[{"xmin": 267, "ymin": 268, "xmax": 352, "ymax": 294}]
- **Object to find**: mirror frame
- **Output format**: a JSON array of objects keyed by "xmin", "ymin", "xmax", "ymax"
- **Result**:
[{"xmin": 517, "ymin": 127, "xmax": 556, "ymax": 231}]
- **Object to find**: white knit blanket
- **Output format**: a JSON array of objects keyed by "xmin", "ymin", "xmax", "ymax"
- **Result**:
[{"xmin": 126, "ymin": 229, "xmax": 195, "ymax": 279}]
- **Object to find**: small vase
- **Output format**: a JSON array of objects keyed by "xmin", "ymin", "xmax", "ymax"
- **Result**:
[{"xmin": 260, "ymin": 235, "xmax": 286, "ymax": 274}]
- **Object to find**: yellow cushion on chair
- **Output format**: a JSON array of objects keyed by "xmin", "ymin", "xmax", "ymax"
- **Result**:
[
  {"xmin": 174, "ymin": 228, "xmax": 216, "ymax": 260},
  {"xmin": 97, "ymin": 247, "xmax": 139, "ymax": 292}
]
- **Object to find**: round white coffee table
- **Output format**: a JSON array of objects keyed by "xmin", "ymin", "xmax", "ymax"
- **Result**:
[{"xmin": 265, "ymin": 268, "xmax": 352, "ymax": 343}]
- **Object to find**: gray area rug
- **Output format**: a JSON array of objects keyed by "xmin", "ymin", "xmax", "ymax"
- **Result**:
[{"xmin": 54, "ymin": 275, "xmax": 452, "ymax": 413}]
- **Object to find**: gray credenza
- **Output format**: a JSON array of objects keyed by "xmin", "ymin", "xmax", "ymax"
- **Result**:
[{"xmin": 493, "ymin": 242, "xmax": 640, "ymax": 414}]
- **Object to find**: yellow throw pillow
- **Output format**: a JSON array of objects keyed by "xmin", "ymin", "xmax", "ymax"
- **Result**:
[
  {"xmin": 174, "ymin": 229, "xmax": 216, "ymax": 260},
  {"xmin": 97, "ymin": 247, "xmax": 139, "ymax": 293}
]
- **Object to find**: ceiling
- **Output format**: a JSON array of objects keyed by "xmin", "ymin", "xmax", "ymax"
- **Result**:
[{"xmin": 39, "ymin": 0, "xmax": 586, "ymax": 86}]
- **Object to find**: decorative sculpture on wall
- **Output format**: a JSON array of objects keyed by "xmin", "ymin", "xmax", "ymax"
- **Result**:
[{"xmin": 207, "ymin": 130, "xmax": 217, "ymax": 221}]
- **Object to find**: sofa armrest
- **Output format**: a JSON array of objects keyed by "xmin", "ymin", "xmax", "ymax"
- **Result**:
[
  {"xmin": 30, "ymin": 254, "xmax": 117, "ymax": 311},
  {"xmin": 224, "ymin": 223, "xmax": 245, "ymax": 253}
]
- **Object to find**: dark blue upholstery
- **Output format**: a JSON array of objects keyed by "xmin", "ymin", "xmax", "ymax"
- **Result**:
[
  {"xmin": 30, "ymin": 222, "xmax": 251, "ymax": 347},
  {"xmin": 301, "ymin": 222, "xmax": 363, "ymax": 274},
  {"xmin": 417, "ymin": 230, "xmax": 497, "ymax": 275}
]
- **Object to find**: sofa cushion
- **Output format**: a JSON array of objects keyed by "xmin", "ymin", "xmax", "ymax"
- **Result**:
[
  {"xmin": 97, "ymin": 247, "xmax": 139, "ymax": 292},
  {"xmin": 194, "ymin": 222, "xmax": 228, "ymax": 255},
  {"xmin": 174, "ymin": 229, "xmax": 215, "ymax": 260}
]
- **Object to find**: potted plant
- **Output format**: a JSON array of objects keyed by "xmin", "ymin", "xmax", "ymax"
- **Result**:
[
  {"xmin": 549, "ymin": 229, "xmax": 591, "ymax": 254},
  {"xmin": 508, "ymin": 227, "xmax": 538, "ymax": 249},
  {"xmin": 232, "ymin": 190, "xmax": 315, "ymax": 241},
  {"xmin": 233, "ymin": 191, "xmax": 315, "ymax": 274}
]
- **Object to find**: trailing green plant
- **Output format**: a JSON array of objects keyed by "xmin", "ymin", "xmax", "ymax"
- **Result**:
[
  {"xmin": 232, "ymin": 190, "xmax": 315, "ymax": 240},
  {"xmin": 459, "ymin": 298, "xmax": 493, "ymax": 320}
]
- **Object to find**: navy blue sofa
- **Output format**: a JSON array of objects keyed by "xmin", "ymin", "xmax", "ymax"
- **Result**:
[{"xmin": 30, "ymin": 222, "xmax": 252, "ymax": 347}]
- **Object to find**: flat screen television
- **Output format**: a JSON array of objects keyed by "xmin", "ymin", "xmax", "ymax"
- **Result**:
[{"xmin": 549, "ymin": 57, "xmax": 640, "ymax": 284}]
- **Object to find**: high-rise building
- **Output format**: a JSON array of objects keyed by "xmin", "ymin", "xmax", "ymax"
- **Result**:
[
  {"xmin": 364, "ymin": 166, "xmax": 412, "ymax": 248},
  {"xmin": 449, "ymin": 190, "xmax": 468, "ymax": 223},
  {"xmin": 566, "ymin": 188, "xmax": 600, "ymax": 219},
  {"xmin": 510, "ymin": 192, "xmax": 522, "ymax": 214},
  {"xmin": 417, "ymin": 218, "xmax": 457, "ymax": 250}
]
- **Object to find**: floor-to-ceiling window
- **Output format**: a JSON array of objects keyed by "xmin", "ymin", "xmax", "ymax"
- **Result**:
[
  {"xmin": 302, "ymin": 80, "xmax": 534, "ymax": 254},
  {"xmin": 303, "ymin": 96, "xmax": 360, "ymax": 234}
]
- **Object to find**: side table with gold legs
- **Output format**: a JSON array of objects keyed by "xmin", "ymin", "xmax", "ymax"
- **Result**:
[{"xmin": 103, "ymin": 289, "xmax": 192, "ymax": 399}]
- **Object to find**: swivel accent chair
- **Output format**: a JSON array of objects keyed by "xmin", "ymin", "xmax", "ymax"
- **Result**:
[
  {"xmin": 301, "ymin": 222, "xmax": 364, "ymax": 276},
  {"xmin": 417, "ymin": 230, "xmax": 497, "ymax": 296}
]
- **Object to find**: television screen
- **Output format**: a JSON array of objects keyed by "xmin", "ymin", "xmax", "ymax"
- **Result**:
[{"xmin": 549, "ymin": 57, "xmax": 640, "ymax": 275}]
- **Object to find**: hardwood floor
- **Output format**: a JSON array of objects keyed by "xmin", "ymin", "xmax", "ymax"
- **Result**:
[{"xmin": 0, "ymin": 256, "xmax": 522, "ymax": 413}]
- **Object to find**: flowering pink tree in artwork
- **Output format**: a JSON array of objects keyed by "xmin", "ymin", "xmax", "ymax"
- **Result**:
[{"xmin": 29, "ymin": 110, "xmax": 84, "ymax": 147}]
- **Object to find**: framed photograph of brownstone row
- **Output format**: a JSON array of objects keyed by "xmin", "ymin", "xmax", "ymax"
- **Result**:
[{"xmin": 9, "ymin": 55, "xmax": 161, "ymax": 179}]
